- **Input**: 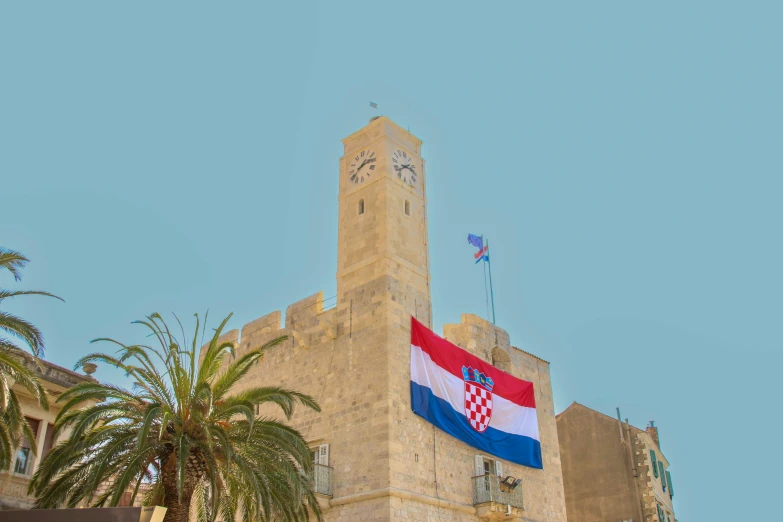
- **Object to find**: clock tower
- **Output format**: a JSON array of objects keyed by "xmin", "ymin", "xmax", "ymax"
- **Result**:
[
  {"xmin": 336, "ymin": 116, "xmax": 431, "ymax": 324},
  {"xmin": 206, "ymin": 115, "xmax": 569, "ymax": 521}
]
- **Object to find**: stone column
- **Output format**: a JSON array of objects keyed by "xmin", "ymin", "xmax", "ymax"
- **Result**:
[{"xmin": 31, "ymin": 422, "xmax": 48, "ymax": 474}]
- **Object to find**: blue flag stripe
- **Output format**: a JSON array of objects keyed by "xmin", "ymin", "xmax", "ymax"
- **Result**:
[{"xmin": 411, "ymin": 381, "xmax": 543, "ymax": 469}]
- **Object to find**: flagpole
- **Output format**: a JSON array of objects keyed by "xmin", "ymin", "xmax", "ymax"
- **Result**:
[
  {"xmin": 481, "ymin": 235, "xmax": 490, "ymax": 322},
  {"xmin": 486, "ymin": 238, "xmax": 496, "ymax": 324}
]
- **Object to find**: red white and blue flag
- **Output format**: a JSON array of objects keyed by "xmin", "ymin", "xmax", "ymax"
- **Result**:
[{"xmin": 410, "ymin": 317, "xmax": 542, "ymax": 469}]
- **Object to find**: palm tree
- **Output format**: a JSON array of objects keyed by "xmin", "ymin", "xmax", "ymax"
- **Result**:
[
  {"xmin": 0, "ymin": 248, "xmax": 59, "ymax": 470},
  {"xmin": 30, "ymin": 312, "xmax": 323, "ymax": 522}
]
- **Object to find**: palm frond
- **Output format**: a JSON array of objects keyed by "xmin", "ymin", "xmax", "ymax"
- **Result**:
[
  {"xmin": 31, "ymin": 312, "xmax": 321, "ymax": 522},
  {"xmin": 0, "ymin": 249, "xmax": 29, "ymax": 282}
]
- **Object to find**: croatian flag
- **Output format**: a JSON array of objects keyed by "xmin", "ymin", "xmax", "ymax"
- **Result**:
[{"xmin": 410, "ymin": 317, "xmax": 542, "ymax": 469}]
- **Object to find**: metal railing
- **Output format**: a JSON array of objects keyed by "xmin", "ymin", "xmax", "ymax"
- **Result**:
[
  {"xmin": 310, "ymin": 464, "xmax": 333, "ymax": 497},
  {"xmin": 471, "ymin": 474, "xmax": 524, "ymax": 510}
]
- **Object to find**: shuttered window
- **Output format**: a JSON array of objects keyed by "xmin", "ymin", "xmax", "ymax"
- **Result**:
[
  {"xmin": 474, "ymin": 455, "xmax": 503, "ymax": 477},
  {"xmin": 666, "ymin": 470, "xmax": 674, "ymax": 497},
  {"xmin": 650, "ymin": 449, "xmax": 659, "ymax": 478},
  {"xmin": 659, "ymin": 462, "xmax": 666, "ymax": 491},
  {"xmin": 474, "ymin": 455, "xmax": 484, "ymax": 477},
  {"xmin": 317, "ymin": 444, "xmax": 329, "ymax": 466}
]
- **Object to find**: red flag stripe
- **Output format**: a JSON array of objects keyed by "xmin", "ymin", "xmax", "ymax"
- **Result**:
[{"xmin": 411, "ymin": 317, "xmax": 536, "ymax": 409}]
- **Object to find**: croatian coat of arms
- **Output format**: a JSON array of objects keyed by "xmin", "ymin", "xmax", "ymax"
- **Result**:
[{"xmin": 462, "ymin": 366, "xmax": 495, "ymax": 433}]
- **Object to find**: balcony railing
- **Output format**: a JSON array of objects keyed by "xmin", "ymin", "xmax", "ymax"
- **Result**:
[
  {"xmin": 309, "ymin": 463, "xmax": 333, "ymax": 497},
  {"xmin": 471, "ymin": 474, "xmax": 524, "ymax": 510}
]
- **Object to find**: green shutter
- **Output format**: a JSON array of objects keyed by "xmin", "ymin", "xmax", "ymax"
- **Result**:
[
  {"xmin": 650, "ymin": 450, "xmax": 658, "ymax": 477},
  {"xmin": 659, "ymin": 462, "xmax": 666, "ymax": 491},
  {"xmin": 666, "ymin": 470, "xmax": 674, "ymax": 497}
]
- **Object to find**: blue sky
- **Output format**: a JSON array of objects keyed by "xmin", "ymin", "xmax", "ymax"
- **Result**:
[{"xmin": 2, "ymin": 1, "xmax": 781, "ymax": 519}]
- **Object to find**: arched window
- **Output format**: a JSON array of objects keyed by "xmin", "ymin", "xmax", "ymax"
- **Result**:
[
  {"xmin": 358, "ymin": 199, "xmax": 365, "ymax": 215},
  {"xmin": 404, "ymin": 199, "xmax": 411, "ymax": 216},
  {"xmin": 490, "ymin": 347, "xmax": 511, "ymax": 372}
]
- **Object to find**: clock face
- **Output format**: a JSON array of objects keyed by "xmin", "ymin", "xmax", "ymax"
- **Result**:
[
  {"xmin": 348, "ymin": 149, "xmax": 377, "ymax": 184},
  {"xmin": 392, "ymin": 149, "xmax": 417, "ymax": 185}
]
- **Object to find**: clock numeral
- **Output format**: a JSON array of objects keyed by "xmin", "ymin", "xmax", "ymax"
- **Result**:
[
  {"xmin": 361, "ymin": 151, "xmax": 365, "ymax": 157},
  {"xmin": 369, "ymin": 164, "xmax": 375, "ymax": 170},
  {"xmin": 355, "ymin": 156, "xmax": 359, "ymax": 161}
]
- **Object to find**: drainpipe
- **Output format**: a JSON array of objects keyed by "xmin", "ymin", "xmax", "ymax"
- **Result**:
[{"xmin": 626, "ymin": 419, "xmax": 645, "ymax": 522}]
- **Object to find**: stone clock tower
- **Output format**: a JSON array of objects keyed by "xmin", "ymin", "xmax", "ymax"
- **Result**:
[
  {"xmin": 337, "ymin": 116, "xmax": 432, "ymax": 325},
  {"xmin": 209, "ymin": 116, "xmax": 568, "ymax": 522}
]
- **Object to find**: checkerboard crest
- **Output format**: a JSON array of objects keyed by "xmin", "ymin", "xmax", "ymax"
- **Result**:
[{"xmin": 462, "ymin": 366, "xmax": 495, "ymax": 433}]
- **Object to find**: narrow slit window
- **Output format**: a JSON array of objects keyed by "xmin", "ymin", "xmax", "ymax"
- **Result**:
[
  {"xmin": 358, "ymin": 199, "xmax": 365, "ymax": 215},
  {"xmin": 404, "ymin": 200, "xmax": 411, "ymax": 216}
]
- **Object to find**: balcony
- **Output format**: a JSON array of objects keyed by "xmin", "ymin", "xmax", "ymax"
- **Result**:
[
  {"xmin": 471, "ymin": 475, "xmax": 524, "ymax": 521},
  {"xmin": 309, "ymin": 463, "xmax": 333, "ymax": 510}
]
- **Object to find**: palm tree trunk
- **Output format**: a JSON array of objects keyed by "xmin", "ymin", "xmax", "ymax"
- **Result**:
[
  {"xmin": 160, "ymin": 451, "xmax": 205, "ymax": 522},
  {"xmin": 161, "ymin": 493, "xmax": 193, "ymax": 522}
]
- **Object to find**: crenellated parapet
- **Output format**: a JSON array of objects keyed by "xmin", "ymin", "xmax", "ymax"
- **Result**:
[{"xmin": 200, "ymin": 291, "xmax": 341, "ymax": 364}]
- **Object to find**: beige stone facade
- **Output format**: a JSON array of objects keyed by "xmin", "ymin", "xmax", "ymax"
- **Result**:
[
  {"xmin": 0, "ymin": 357, "xmax": 96, "ymax": 510},
  {"xmin": 213, "ymin": 117, "xmax": 568, "ymax": 521},
  {"xmin": 556, "ymin": 403, "xmax": 677, "ymax": 522}
]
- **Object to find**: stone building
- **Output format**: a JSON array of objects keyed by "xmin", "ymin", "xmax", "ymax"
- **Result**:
[
  {"xmin": 0, "ymin": 355, "xmax": 96, "ymax": 510},
  {"xmin": 209, "ymin": 116, "xmax": 568, "ymax": 521},
  {"xmin": 556, "ymin": 403, "xmax": 677, "ymax": 522}
]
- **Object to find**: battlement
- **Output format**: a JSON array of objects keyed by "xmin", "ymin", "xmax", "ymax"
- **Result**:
[
  {"xmin": 443, "ymin": 313, "xmax": 551, "ymax": 375},
  {"xmin": 199, "ymin": 291, "xmax": 342, "ymax": 363}
]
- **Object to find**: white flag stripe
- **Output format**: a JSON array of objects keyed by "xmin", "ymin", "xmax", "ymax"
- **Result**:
[{"xmin": 411, "ymin": 344, "xmax": 540, "ymax": 441}]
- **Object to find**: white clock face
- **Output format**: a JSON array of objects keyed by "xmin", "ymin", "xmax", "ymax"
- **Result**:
[
  {"xmin": 348, "ymin": 149, "xmax": 377, "ymax": 184},
  {"xmin": 392, "ymin": 149, "xmax": 417, "ymax": 185}
]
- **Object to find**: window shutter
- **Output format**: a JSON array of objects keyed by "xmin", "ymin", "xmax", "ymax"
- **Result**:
[
  {"xmin": 495, "ymin": 461, "xmax": 503, "ymax": 477},
  {"xmin": 318, "ymin": 444, "xmax": 329, "ymax": 466},
  {"xmin": 659, "ymin": 462, "xmax": 666, "ymax": 491},
  {"xmin": 650, "ymin": 450, "xmax": 658, "ymax": 478},
  {"xmin": 474, "ymin": 455, "xmax": 484, "ymax": 477},
  {"xmin": 666, "ymin": 470, "xmax": 673, "ymax": 497}
]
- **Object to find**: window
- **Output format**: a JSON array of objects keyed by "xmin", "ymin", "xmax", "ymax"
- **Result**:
[
  {"xmin": 659, "ymin": 462, "xmax": 667, "ymax": 491},
  {"xmin": 310, "ymin": 443, "xmax": 331, "ymax": 496},
  {"xmin": 666, "ymin": 470, "xmax": 674, "ymax": 497},
  {"xmin": 404, "ymin": 199, "xmax": 411, "ymax": 216},
  {"xmin": 650, "ymin": 449, "xmax": 658, "ymax": 478},
  {"xmin": 490, "ymin": 347, "xmax": 511, "ymax": 372},
  {"xmin": 13, "ymin": 448, "xmax": 31, "ymax": 475},
  {"xmin": 312, "ymin": 443, "xmax": 329, "ymax": 467},
  {"xmin": 14, "ymin": 417, "xmax": 40, "ymax": 475},
  {"xmin": 474, "ymin": 455, "xmax": 503, "ymax": 477},
  {"xmin": 41, "ymin": 423, "xmax": 55, "ymax": 461},
  {"xmin": 358, "ymin": 199, "xmax": 365, "ymax": 215}
]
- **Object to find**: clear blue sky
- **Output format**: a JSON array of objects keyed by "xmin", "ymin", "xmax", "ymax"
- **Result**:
[{"xmin": 2, "ymin": 2, "xmax": 780, "ymax": 519}]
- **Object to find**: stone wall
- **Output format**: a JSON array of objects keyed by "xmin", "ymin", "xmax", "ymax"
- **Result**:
[{"xmin": 208, "ymin": 301, "xmax": 566, "ymax": 521}]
